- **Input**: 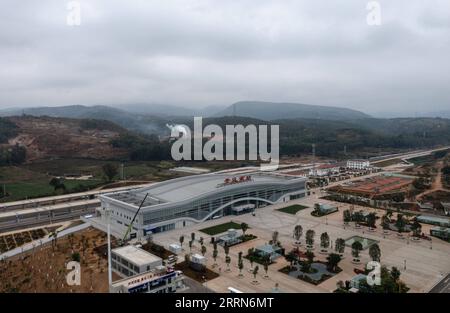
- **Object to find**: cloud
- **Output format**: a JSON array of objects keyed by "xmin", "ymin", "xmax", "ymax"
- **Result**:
[{"xmin": 0, "ymin": 0, "xmax": 449, "ymax": 114}]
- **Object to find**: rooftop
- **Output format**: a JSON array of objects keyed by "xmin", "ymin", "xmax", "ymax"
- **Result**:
[
  {"xmin": 104, "ymin": 171, "xmax": 303, "ymax": 208},
  {"xmin": 112, "ymin": 245, "xmax": 162, "ymax": 266},
  {"xmin": 417, "ymin": 215, "xmax": 450, "ymax": 226}
]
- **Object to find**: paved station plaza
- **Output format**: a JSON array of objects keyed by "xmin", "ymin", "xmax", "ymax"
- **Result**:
[{"xmin": 152, "ymin": 191, "xmax": 450, "ymax": 293}]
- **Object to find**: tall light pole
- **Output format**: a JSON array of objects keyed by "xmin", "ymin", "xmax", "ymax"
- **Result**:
[{"xmin": 106, "ymin": 208, "xmax": 112, "ymax": 292}]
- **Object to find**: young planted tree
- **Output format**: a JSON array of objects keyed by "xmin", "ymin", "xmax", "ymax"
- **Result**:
[
  {"xmin": 335, "ymin": 238, "xmax": 346, "ymax": 255},
  {"xmin": 343, "ymin": 209, "xmax": 352, "ymax": 224},
  {"xmin": 238, "ymin": 251, "xmax": 243, "ymax": 264},
  {"xmin": 320, "ymin": 232, "xmax": 330, "ymax": 251},
  {"xmin": 224, "ymin": 245, "xmax": 230, "ymax": 257},
  {"xmin": 305, "ymin": 250, "xmax": 315, "ymax": 264},
  {"xmin": 411, "ymin": 220, "xmax": 422, "ymax": 237},
  {"xmin": 369, "ymin": 243, "xmax": 381, "ymax": 262},
  {"xmin": 351, "ymin": 241, "xmax": 363, "ymax": 262},
  {"xmin": 367, "ymin": 213, "xmax": 377, "ymax": 229},
  {"xmin": 179, "ymin": 235, "xmax": 184, "ymax": 248},
  {"xmin": 191, "ymin": 232, "xmax": 196, "ymax": 242},
  {"xmin": 326, "ymin": 253, "xmax": 342, "ymax": 272},
  {"xmin": 201, "ymin": 245, "xmax": 207, "ymax": 256},
  {"xmin": 395, "ymin": 214, "xmax": 406, "ymax": 233},
  {"xmin": 199, "ymin": 237, "xmax": 204, "ymax": 246},
  {"xmin": 241, "ymin": 223, "xmax": 249, "ymax": 237},
  {"xmin": 212, "ymin": 247, "xmax": 218, "ymax": 266},
  {"xmin": 184, "ymin": 253, "xmax": 191, "ymax": 266},
  {"xmin": 225, "ymin": 255, "xmax": 231, "ymax": 271},
  {"xmin": 252, "ymin": 265, "xmax": 259, "ymax": 282},
  {"xmin": 285, "ymin": 251, "xmax": 297, "ymax": 269},
  {"xmin": 305, "ymin": 229, "xmax": 315, "ymax": 248},
  {"xmin": 381, "ymin": 214, "xmax": 391, "ymax": 230},
  {"xmin": 188, "ymin": 240, "xmax": 193, "ymax": 252},
  {"xmin": 271, "ymin": 231, "xmax": 279, "ymax": 246},
  {"xmin": 263, "ymin": 257, "xmax": 270, "ymax": 278},
  {"xmin": 293, "ymin": 225, "xmax": 303, "ymax": 244},
  {"xmin": 238, "ymin": 258, "xmax": 244, "ymax": 277}
]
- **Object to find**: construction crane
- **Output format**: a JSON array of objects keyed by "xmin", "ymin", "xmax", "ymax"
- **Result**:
[{"xmin": 121, "ymin": 193, "xmax": 149, "ymax": 244}]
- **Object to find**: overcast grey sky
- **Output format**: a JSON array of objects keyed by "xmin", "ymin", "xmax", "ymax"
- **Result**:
[{"xmin": 0, "ymin": 0, "xmax": 449, "ymax": 114}]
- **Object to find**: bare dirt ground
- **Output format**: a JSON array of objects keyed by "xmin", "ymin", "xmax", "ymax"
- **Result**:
[
  {"xmin": 0, "ymin": 227, "xmax": 119, "ymax": 293},
  {"xmin": 417, "ymin": 161, "xmax": 449, "ymax": 200},
  {"xmin": 7, "ymin": 116, "xmax": 128, "ymax": 161}
]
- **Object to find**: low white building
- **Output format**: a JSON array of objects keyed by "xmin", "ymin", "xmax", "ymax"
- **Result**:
[
  {"xmin": 309, "ymin": 164, "xmax": 341, "ymax": 177},
  {"xmin": 111, "ymin": 245, "xmax": 162, "ymax": 278},
  {"xmin": 347, "ymin": 159, "xmax": 371, "ymax": 170},
  {"xmin": 111, "ymin": 269, "xmax": 184, "ymax": 293}
]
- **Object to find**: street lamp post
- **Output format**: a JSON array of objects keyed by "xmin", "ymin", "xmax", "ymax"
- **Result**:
[{"xmin": 106, "ymin": 209, "xmax": 112, "ymax": 292}]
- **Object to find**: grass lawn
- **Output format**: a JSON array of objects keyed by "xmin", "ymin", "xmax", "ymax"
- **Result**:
[
  {"xmin": 277, "ymin": 204, "xmax": 308, "ymax": 215},
  {"xmin": 199, "ymin": 221, "xmax": 244, "ymax": 235}
]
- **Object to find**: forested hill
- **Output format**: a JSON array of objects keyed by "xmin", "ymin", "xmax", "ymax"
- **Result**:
[
  {"xmin": 215, "ymin": 101, "xmax": 371, "ymax": 121},
  {"xmin": 0, "ymin": 117, "xmax": 18, "ymax": 144}
]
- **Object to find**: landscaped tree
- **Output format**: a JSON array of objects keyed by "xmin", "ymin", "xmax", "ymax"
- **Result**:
[
  {"xmin": 241, "ymin": 223, "xmax": 249, "ymax": 236},
  {"xmin": 191, "ymin": 232, "xmax": 196, "ymax": 242},
  {"xmin": 102, "ymin": 163, "xmax": 118, "ymax": 182},
  {"xmin": 391, "ymin": 267, "xmax": 401, "ymax": 281},
  {"xmin": 395, "ymin": 214, "xmax": 406, "ymax": 233},
  {"xmin": 184, "ymin": 253, "xmax": 191, "ymax": 266},
  {"xmin": 320, "ymin": 232, "xmax": 330, "ymax": 251},
  {"xmin": 313, "ymin": 203, "xmax": 321, "ymax": 215},
  {"xmin": 252, "ymin": 265, "xmax": 259, "ymax": 281},
  {"xmin": 305, "ymin": 250, "xmax": 315, "ymax": 264},
  {"xmin": 326, "ymin": 253, "xmax": 342, "ymax": 272},
  {"xmin": 285, "ymin": 251, "xmax": 297, "ymax": 269},
  {"xmin": 212, "ymin": 247, "xmax": 218, "ymax": 266},
  {"xmin": 343, "ymin": 209, "xmax": 352, "ymax": 224},
  {"xmin": 238, "ymin": 251, "xmax": 243, "ymax": 263},
  {"xmin": 335, "ymin": 238, "xmax": 346, "ymax": 255},
  {"xmin": 179, "ymin": 235, "xmax": 184, "ymax": 248},
  {"xmin": 201, "ymin": 245, "xmax": 207, "ymax": 256},
  {"xmin": 225, "ymin": 255, "xmax": 231, "ymax": 271},
  {"xmin": 411, "ymin": 220, "xmax": 422, "ymax": 237},
  {"xmin": 351, "ymin": 241, "xmax": 363, "ymax": 261},
  {"xmin": 188, "ymin": 240, "xmax": 193, "ymax": 252},
  {"xmin": 199, "ymin": 237, "xmax": 204, "ymax": 246},
  {"xmin": 238, "ymin": 258, "xmax": 244, "ymax": 276},
  {"xmin": 381, "ymin": 214, "xmax": 391, "ymax": 230},
  {"xmin": 293, "ymin": 225, "xmax": 303, "ymax": 243},
  {"xmin": 369, "ymin": 243, "xmax": 381, "ymax": 262},
  {"xmin": 305, "ymin": 229, "xmax": 315, "ymax": 247},
  {"xmin": 367, "ymin": 213, "xmax": 377, "ymax": 229},
  {"xmin": 263, "ymin": 258, "xmax": 269, "ymax": 278},
  {"xmin": 271, "ymin": 231, "xmax": 279, "ymax": 246},
  {"xmin": 224, "ymin": 245, "xmax": 230, "ymax": 256}
]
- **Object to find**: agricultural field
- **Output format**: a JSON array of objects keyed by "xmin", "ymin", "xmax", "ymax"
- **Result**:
[{"xmin": 1, "ymin": 159, "xmax": 258, "ymax": 203}]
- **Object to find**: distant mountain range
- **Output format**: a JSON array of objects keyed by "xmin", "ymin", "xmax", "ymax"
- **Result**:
[{"xmin": 215, "ymin": 101, "xmax": 371, "ymax": 120}]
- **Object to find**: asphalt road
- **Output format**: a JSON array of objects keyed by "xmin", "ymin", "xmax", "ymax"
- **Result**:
[{"xmin": 429, "ymin": 274, "xmax": 450, "ymax": 293}]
